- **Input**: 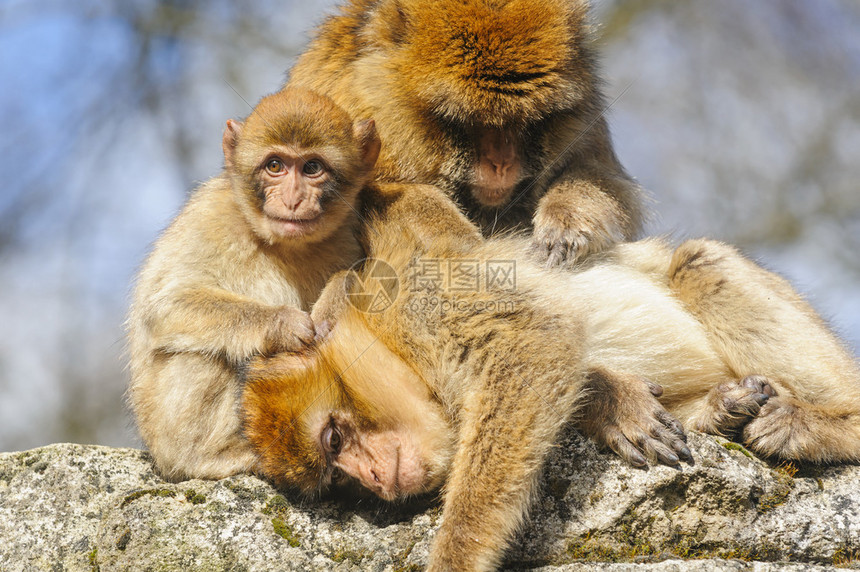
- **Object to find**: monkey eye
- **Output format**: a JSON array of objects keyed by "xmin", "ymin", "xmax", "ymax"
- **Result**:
[
  {"xmin": 302, "ymin": 159, "xmax": 325, "ymax": 177},
  {"xmin": 265, "ymin": 158, "xmax": 285, "ymax": 175},
  {"xmin": 322, "ymin": 423, "xmax": 343, "ymax": 455},
  {"xmin": 330, "ymin": 467, "xmax": 346, "ymax": 484}
]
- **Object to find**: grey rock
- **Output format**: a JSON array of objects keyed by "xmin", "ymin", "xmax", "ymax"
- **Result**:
[{"xmin": 0, "ymin": 431, "xmax": 858, "ymax": 571}]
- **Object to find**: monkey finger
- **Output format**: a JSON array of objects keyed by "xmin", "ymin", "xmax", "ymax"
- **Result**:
[
  {"xmin": 603, "ymin": 426, "xmax": 647, "ymax": 468},
  {"xmin": 677, "ymin": 444, "xmax": 693, "ymax": 463},
  {"xmin": 653, "ymin": 424, "xmax": 693, "ymax": 463},
  {"xmin": 657, "ymin": 410, "xmax": 687, "ymax": 442},
  {"xmin": 314, "ymin": 320, "xmax": 333, "ymax": 343},
  {"xmin": 646, "ymin": 380, "xmax": 664, "ymax": 398},
  {"xmin": 292, "ymin": 312, "xmax": 317, "ymax": 345},
  {"xmin": 545, "ymin": 244, "xmax": 567, "ymax": 269},
  {"xmin": 292, "ymin": 327, "xmax": 316, "ymax": 348},
  {"xmin": 527, "ymin": 238, "xmax": 550, "ymax": 260},
  {"xmin": 642, "ymin": 438, "xmax": 680, "ymax": 467}
]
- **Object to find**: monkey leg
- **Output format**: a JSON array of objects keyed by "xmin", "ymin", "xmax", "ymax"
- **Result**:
[
  {"xmin": 576, "ymin": 369, "xmax": 692, "ymax": 467},
  {"xmin": 667, "ymin": 238, "xmax": 854, "ymax": 384},
  {"xmin": 131, "ymin": 353, "xmax": 259, "ymax": 480},
  {"xmin": 668, "ymin": 239, "xmax": 860, "ymax": 462},
  {"xmin": 742, "ymin": 396, "xmax": 860, "ymax": 463},
  {"xmin": 683, "ymin": 374, "xmax": 775, "ymax": 437}
]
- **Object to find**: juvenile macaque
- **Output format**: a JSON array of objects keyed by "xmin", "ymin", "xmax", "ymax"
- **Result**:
[
  {"xmin": 288, "ymin": 0, "xmax": 646, "ymax": 265},
  {"xmin": 127, "ymin": 87, "xmax": 380, "ymax": 480},
  {"xmin": 242, "ymin": 210, "xmax": 860, "ymax": 571}
]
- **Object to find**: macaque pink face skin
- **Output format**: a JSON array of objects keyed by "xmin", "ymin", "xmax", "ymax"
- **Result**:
[
  {"xmin": 255, "ymin": 149, "xmax": 332, "ymax": 239},
  {"xmin": 309, "ymin": 405, "xmax": 453, "ymax": 501},
  {"xmin": 472, "ymin": 126, "xmax": 523, "ymax": 207}
]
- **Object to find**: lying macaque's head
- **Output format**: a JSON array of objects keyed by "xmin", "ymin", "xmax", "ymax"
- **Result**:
[{"xmin": 242, "ymin": 313, "xmax": 453, "ymax": 500}]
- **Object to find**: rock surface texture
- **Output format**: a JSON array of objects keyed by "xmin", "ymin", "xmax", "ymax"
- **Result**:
[{"xmin": 0, "ymin": 431, "xmax": 858, "ymax": 571}]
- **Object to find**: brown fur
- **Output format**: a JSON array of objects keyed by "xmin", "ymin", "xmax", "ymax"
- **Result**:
[
  {"xmin": 241, "ymin": 184, "xmax": 696, "ymax": 571},
  {"xmin": 127, "ymin": 88, "xmax": 375, "ymax": 480},
  {"xmin": 288, "ymin": 0, "xmax": 647, "ymax": 265},
  {"xmin": 243, "ymin": 206, "xmax": 860, "ymax": 570},
  {"xmin": 665, "ymin": 239, "xmax": 860, "ymax": 461}
]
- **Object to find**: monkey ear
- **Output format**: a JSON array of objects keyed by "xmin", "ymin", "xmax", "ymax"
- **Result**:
[
  {"xmin": 222, "ymin": 119, "xmax": 244, "ymax": 170},
  {"xmin": 353, "ymin": 119, "xmax": 381, "ymax": 171}
]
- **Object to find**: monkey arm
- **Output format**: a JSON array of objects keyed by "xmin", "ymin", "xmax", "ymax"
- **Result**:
[
  {"xmin": 428, "ymin": 358, "xmax": 587, "ymax": 572},
  {"xmin": 310, "ymin": 270, "xmax": 354, "ymax": 339},
  {"xmin": 147, "ymin": 287, "xmax": 314, "ymax": 363},
  {"xmin": 362, "ymin": 182, "xmax": 483, "ymax": 249}
]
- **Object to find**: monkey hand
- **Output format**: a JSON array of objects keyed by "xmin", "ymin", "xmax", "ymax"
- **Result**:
[
  {"xmin": 578, "ymin": 371, "xmax": 693, "ymax": 467},
  {"xmin": 309, "ymin": 269, "xmax": 355, "ymax": 342},
  {"xmin": 264, "ymin": 307, "xmax": 316, "ymax": 354},
  {"xmin": 530, "ymin": 214, "xmax": 616, "ymax": 268}
]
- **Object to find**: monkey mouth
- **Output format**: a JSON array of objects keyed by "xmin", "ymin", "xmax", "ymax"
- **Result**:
[
  {"xmin": 267, "ymin": 214, "xmax": 322, "ymax": 237},
  {"xmin": 472, "ymin": 184, "xmax": 516, "ymax": 208},
  {"xmin": 381, "ymin": 448, "xmax": 403, "ymax": 502}
]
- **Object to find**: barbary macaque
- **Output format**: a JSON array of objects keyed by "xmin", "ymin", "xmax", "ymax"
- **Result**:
[
  {"xmin": 288, "ymin": 0, "xmax": 647, "ymax": 266},
  {"xmin": 242, "ymin": 206, "xmax": 860, "ymax": 571},
  {"xmin": 127, "ymin": 87, "xmax": 380, "ymax": 480}
]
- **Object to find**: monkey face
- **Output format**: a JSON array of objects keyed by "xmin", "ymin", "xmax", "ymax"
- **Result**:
[
  {"xmin": 251, "ymin": 148, "xmax": 348, "ymax": 242},
  {"xmin": 242, "ymin": 315, "xmax": 453, "ymax": 500},
  {"xmin": 362, "ymin": 0, "xmax": 597, "ymax": 213},
  {"xmin": 222, "ymin": 88, "xmax": 379, "ymax": 246},
  {"xmin": 307, "ymin": 407, "xmax": 445, "ymax": 501}
]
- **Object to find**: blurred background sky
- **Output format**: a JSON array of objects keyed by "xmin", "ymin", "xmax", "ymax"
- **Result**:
[{"xmin": 1, "ymin": 0, "xmax": 858, "ymax": 453}]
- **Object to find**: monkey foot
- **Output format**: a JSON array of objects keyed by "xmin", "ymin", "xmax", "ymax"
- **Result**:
[
  {"xmin": 742, "ymin": 395, "xmax": 835, "ymax": 462},
  {"xmin": 740, "ymin": 397, "xmax": 799, "ymax": 458},
  {"xmin": 692, "ymin": 375, "xmax": 775, "ymax": 437},
  {"xmin": 579, "ymin": 372, "xmax": 692, "ymax": 468}
]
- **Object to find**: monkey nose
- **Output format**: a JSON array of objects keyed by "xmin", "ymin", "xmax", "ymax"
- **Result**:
[
  {"xmin": 492, "ymin": 162, "xmax": 510, "ymax": 177},
  {"xmin": 281, "ymin": 195, "xmax": 304, "ymax": 210}
]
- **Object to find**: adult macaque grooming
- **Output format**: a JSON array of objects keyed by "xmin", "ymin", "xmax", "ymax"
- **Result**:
[
  {"xmin": 288, "ymin": 0, "xmax": 646, "ymax": 266},
  {"xmin": 127, "ymin": 88, "xmax": 380, "ymax": 479},
  {"xmin": 243, "ymin": 217, "xmax": 860, "ymax": 571}
]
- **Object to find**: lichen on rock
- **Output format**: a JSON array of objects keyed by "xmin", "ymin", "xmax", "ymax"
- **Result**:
[{"xmin": 0, "ymin": 431, "xmax": 858, "ymax": 571}]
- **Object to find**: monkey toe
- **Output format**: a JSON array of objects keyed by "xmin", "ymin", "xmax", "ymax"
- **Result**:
[
  {"xmin": 647, "ymin": 380, "xmax": 664, "ymax": 398},
  {"xmin": 741, "ymin": 374, "xmax": 775, "ymax": 402},
  {"xmin": 645, "ymin": 439, "xmax": 680, "ymax": 467},
  {"xmin": 656, "ymin": 411, "xmax": 692, "ymax": 463},
  {"xmin": 657, "ymin": 410, "xmax": 687, "ymax": 441},
  {"xmin": 740, "ymin": 398, "xmax": 800, "ymax": 458},
  {"xmin": 708, "ymin": 376, "xmax": 777, "ymax": 435},
  {"xmin": 603, "ymin": 426, "xmax": 648, "ymax": 468},
  {"xmin": 602, "ymin": 414, "xmax": 690, "ymax": 468}
]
